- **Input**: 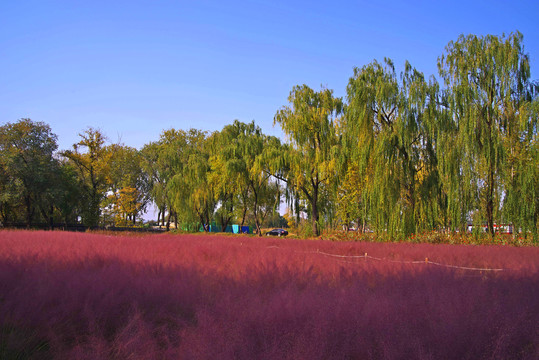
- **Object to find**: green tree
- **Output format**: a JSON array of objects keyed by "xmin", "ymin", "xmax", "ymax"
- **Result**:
[
  {"xmin": 157, "ymin": 128, "xmax": 215, "ymax": 231},
  {"xmin": 209, "ymin": 120, "xmax": 282, "ymax": 235},
  {"xmin": 249, "ymin": 136, "xmax": 282, "ymax": 236},
  {"xmin": 208, "ymin": 121, "xmax": 248, "ymax": 231},
  {"xmin": 61, "ymin": 128, "xmax": 111, "ymax": 227},
  {"xmin": 180, "ymin": 129, "xmax": 216, "ymax": 231},
  {"xmin": 344, "ymin": 59, "xmax": 441, "ymax": 236},
  {"xmin": 208, "ymin": 129, "xmax": 238, "ymax": 232},
  {"xmin": 53, "ymin": 161, "xmax": 83, "ymax": 227},
  {"xmin": 246, "ymin": 179, "xmax": 281, "ymax": 235},
  {"xmin": 0, "ymin": 119, "xmax": 59, "ymax": 227},
  {"xmin": 141, "ymin": 141, "xmax": 173, "ymax": 228},
  {"xmin": 274, "ymin": 85, "xmax": 343, "ymax": 236},
  {"xmin": 438, "ymin": 31, "xmax": 538, "ymax": 235},
  {"xmin": 501, "ymin": 82, "xmax": 538, "ymax": 238},
  {"xmin": 152, "ymin": 129, "xmax": 188, "ymax": 230},
  {"xmin": 335, "ymin": 163, "xmax": 364, "ymax": 231}
]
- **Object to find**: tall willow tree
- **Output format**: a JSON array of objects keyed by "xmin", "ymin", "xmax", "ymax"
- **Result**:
[
  {"xmin": 140, "ymin": 141, "xmax": 169, "ymax": 227},
  {"xmin": 210, "ymin": 120, "xmax": 281, "ymax": 235},
  {"xmin": 148, "ymin": 129, "xmax": 188, "ymax": 230},
  {"xmin": 159, "ymin": 128, "xmax": 215, "ymax": 231},
  {"xmin": 181, "ymin": 129, "xmax": 216, "ymax": 231},
  {"xmin": 274, "ymin": 85, "xmax": 343, "ymax": 236},
  {"xmin": 344, "ymin": 59, "xmax": 440, "ymax": 236},
  {"xmin": 438, "ymin": 31, "xmax": 538, "ymax": 235},
  {"xmin": 209, "ymin": 120, "xmax": 256, "ymax": 231},
  {"xmin": 503, "ymin": 97, "xmax": 538, "ymax": 238},
  {"xmin": 208, "ymin": 127, "xmax": 241, "ymax": 232}
]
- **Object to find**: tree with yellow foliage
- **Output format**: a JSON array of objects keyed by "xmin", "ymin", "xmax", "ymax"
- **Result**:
[{"xmin": 61, "ymin": 128, "xmax": 111, "ymax": 227}]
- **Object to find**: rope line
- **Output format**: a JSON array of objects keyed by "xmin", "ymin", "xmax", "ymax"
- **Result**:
[
  {"xmin": 426, "ymin": 260, "xmax": 505, "ymax": 272},
  {"xmin": 265, "ymin": 246, "xmax": 508, "ymax": 272}
]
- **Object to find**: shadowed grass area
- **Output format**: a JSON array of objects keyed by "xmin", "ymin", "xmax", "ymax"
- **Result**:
[{"xmin": 0, "ymin": 323, "xmax": 50, "ymax": 360}]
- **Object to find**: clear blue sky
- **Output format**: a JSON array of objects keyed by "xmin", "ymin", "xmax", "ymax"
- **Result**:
[{"xmin": 1, "ymin": 0, "xmax": 538, "ymax": 151}]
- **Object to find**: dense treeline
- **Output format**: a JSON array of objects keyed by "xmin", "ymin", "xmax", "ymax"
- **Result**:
[{"xmin": 1, "ymin": 32, "xmax": 537, "ymax": 238}]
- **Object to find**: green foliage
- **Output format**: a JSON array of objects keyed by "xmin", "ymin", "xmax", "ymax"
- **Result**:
[
  {"xmin": 274, "ymin": 85, "xmax": 343, "ymax": 236},
  {"xmin": 344, "ymin": 59, "xmax": 442, "ymax": 237},
  {"xmin": 0, "ymin": 119, "xmax": 61, "ymax": 226},
  {"xmin": 148, "ymin": 128, "xmax": 216, "ymax": 230},
  {"xmin": 335, "ymin": 164, "xmax": 364, "ymax": 231},
  {"xmin": 140, "ymin": 141, "xmax": 172, "ymax": 227},
  {"xmin": 61, "ymin": 128, "xmax": 111, "ymax": 227},
  {"xmin": 438, "ymin": 31, "xmax": 538, "ymax": 235},
  {"xmin": 2, "ymin": 31, "xmax": 536, "ymax": 239},
  {"xmin": 209, "ymin": 120, "xmax": 282, "ymax": 235}
]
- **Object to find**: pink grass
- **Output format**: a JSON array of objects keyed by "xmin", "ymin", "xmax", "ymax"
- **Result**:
[{"xmin": 1, "ymin": 230, "xmax": 538, "ymax": 359}]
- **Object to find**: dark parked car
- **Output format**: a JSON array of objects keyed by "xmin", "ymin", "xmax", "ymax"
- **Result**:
[{"xmin": 265, "ymin": 228, "xmax": 288, "ymax": 236}]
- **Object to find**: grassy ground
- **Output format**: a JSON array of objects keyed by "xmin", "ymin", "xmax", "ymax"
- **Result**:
[{"xmin": 1, "ymin": 230, "xmax": 538, "ymax": 359}]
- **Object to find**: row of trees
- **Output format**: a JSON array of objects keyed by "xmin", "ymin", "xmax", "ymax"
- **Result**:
[
  {"xmin": 140, "ymin": 124, "xmax": 284, "ymax": 233},
  {"xmin": 1, "ymin": 32, "xmax": 537, "ymax": 237},
  {"xmin": 0, "ymin": 120, "xmax": 285, "ymax": 233},
  {"xmin": 0, "ymin": 122, "xmax": 149, "ymax": 228}
]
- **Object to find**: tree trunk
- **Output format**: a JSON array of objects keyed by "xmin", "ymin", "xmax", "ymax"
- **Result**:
[
  {"xmin": 221, "ymin": 215, "xmax": 232, "ymax": 233},
  {"xmin": 25, "ymin": 195, "xmax": 33, "ymax": 228},
  {"xmin": 405, "ymin": 179, "xmax": 416, "ymax": 236},
  {"xmin": 485, "ymin": 119, "xmax": 495, "ymax": 236},
  {"xmin": 311, "ymin": 202, "xmax": 319, "ymax": 237},
  {"xmin": 166, "ymin": 211, "xmax": 171, "ymax": 231},
  {"xmin": 295, "ymin": 195, "xmax": 300, "ymax": 226},
  {"xmin": 87, "ymin": 181, "xmax": 101, "ymax": 227},
  {"xmin": 486, "ymin": 165, "xmax": 495, "ymax": 235},
  {"xmin": 240, "ymin": 206, "xmax": 247, "ymax": 228},
  {"xmin": 311, "ymin": 184, "xmax": 320, "ymax": 237},
  {"xmin": 200, "ymin": 214, "xmax": 209, "ymax": 232},
  {"xmin": 299, "ymin": 183, "xmax": 320, "ymax": 237},
  {"xmin": 240, "ymin": 189, "xmax": 249, "ymax": 228},
  {"xmin": 252, "ymin": 185, "xmax": 262, "ymax": 236}
]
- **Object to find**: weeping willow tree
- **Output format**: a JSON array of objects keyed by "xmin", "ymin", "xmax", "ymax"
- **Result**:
[
  {"xmin": 503, "ymin": 98, "xmax": 538, "ymax": 238},
  {"xmin": 140, "ymin": 141, "xmax": 169, "ymax": 228},
  {"xmin": 274, "ymin": 85, "xmax": 343, "ymax": 236},
  {"xmin": 175, "ymin": 129, "xmax": 215, "ymax": 231},
  {"xmin": 149, "ymin": 129, "xmax": 188, "ymax": 230},
  {"xmin": 344, "ymin": 59, "xmax": 441, "ymax": 237},
  {"xmin": 207, "ymin": 128, "xmax": 239, "ymax": 232},
  {"xmin": 210, "ymin": 120, "xmax": 281, "ymax": 235},
  {"xmin": 334, "ymin": 163, "xmax": 364, "ymax": 231},
  {"xmin": 438, "ymin": 31, "xmax": 538, "ymax": 235},
  {"xmin": 150, "ymin": 128, "xmax": 215, "ymax": 231}
]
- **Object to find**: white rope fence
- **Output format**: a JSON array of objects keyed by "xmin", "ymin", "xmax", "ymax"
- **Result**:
[{"xmin": 266, "ymin": 246, "xmax": 507, "ymax": 272}]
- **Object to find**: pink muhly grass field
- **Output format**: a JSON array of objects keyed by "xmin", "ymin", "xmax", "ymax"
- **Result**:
[{"xmin": 0, "ymin": 230, "xmax": 538, "ymax": 359}]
